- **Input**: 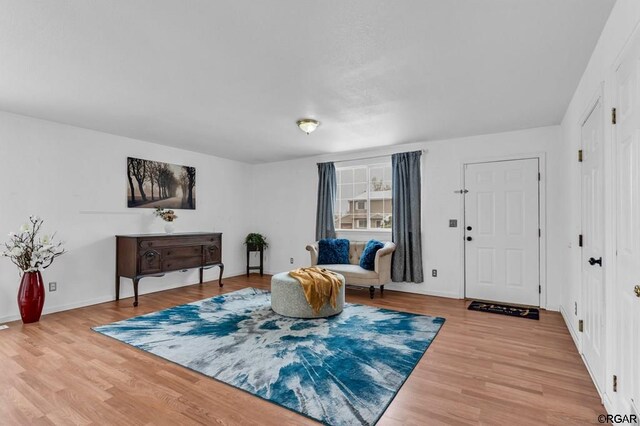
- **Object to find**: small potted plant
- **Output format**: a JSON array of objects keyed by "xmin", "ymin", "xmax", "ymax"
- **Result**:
[
  {"xmin": 1, "ymin": 216, "xmax": 65, "ymax": 323},
  {"xmin": 244, "ymin": 233, "xmax": 268, "ymax": 251},
  {"xmin": 154, "ymin": 207, "xmax": 178, "ymax": 233}
]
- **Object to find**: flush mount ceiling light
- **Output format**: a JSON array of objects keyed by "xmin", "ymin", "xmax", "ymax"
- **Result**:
[{"xmin": 297, "ymin": 118, "xmax": 320, "ymax": 135}]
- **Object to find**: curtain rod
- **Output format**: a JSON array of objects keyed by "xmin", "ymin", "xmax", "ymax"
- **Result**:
[{"xmin": 318, "ymin": 149, "xmax": 426, "ymax": 165}]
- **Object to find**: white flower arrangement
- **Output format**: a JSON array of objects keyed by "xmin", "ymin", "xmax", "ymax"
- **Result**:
[
  {"xmin": 154, "ymin": 207, "xmax": 178, "ymax": 222},
  {"xmin": 2, "ymin": 216, "xmax": 65, "ymax": 273}
]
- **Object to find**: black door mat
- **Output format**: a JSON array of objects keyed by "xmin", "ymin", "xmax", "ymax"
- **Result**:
[{"xmin": 467, "ymin": 301, "xmax": 539, "ymax": 320}]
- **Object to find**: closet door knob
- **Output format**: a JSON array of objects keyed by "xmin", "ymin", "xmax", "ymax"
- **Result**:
[
  {"xmin": 588, "ymin": 257, "xmax": 602, "ymax": 266},
  {"xmin": 467, "ymin": 226, "xmax": 472, "ymax": 231},
  {"xmin": 466, "ymin": 236, "xmax": 472, "ymax": 241},
  {"xmin": 634, "ymin": 285, "xmax": 640, "ymax": 298}
]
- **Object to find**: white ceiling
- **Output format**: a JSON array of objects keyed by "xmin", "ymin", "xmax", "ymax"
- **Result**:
[{"xmin": 0, "ymin": 1, "xmax": 615, "ymax": 163}]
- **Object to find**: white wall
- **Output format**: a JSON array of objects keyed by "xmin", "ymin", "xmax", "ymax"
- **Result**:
[
  {"xmin": 559, "ymin": 0, "xmax": 640, "ymax": 412},
  {"xmin": 251, "ymin": 125, "xmax": 566, "ymax": 309},
  {"xmin": 0, "ymin": 111, "xmax": 253, "ymax": 322},
  {"xmin": 2, "ymin": 113, "xmax": 566, "ymax": 320}
]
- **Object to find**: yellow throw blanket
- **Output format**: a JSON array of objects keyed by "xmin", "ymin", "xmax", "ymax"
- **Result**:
[{"xmin": 288, "ymin": 267, "xmax": 343, "ymax": 314}]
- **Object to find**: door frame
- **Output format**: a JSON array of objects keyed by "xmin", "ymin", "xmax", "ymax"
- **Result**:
[{"xmin": 459, "ymin": 153, "xmax": 547, "ymax": 308}]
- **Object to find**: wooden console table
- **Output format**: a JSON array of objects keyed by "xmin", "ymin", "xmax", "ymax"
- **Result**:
[{"xmin": 115, "ymin": 232, "xmax": 224, "ymax": 306}]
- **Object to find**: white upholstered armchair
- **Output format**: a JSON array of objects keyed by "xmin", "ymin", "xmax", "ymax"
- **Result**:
[{"xmin": 305, "ymin": 241, "xmax": 396, "ymax": 298}]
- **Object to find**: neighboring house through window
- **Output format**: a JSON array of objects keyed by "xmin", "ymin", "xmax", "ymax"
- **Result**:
[{"xmin": 334, "ymin": 161, "xmax": 392, "ymax": 231}]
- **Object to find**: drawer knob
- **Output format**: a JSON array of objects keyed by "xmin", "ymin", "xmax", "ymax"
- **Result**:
[{"xmin": 144, "ymin": 251, "xmax": 158, "ymax": 260}]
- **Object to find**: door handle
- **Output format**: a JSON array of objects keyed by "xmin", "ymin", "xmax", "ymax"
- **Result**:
[
  {"xmin": 466, "ymin": 236, "xmax": 472, "ymax": 241},
  {"xmin": 588, "ymin": 257, "xmax": 602, "ymax": 266},
  {"xmin": 467, "ymin": 226, "xmax": 472, "ymax": 231},
  {"xmin": 635, "ymin": 285, "xmax": 640, "ymax": 298}
]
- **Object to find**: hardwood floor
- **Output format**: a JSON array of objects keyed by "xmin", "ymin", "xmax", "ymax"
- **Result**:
[{"xmin": 0, "ymin": 275, "xmax": 604, "ymax": 425}]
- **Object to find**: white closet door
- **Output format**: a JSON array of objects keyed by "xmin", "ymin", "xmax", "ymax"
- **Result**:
[
  {"xmin": 580, "ymin": 96, "xmax": 606, "ymax": 393},
  {"xmin": 614, "ymin": 28, "xmax": 640, "ymax": 414}
]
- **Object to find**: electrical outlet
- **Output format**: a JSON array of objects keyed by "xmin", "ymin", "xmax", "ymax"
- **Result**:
[
  {"xmin": 49, "ymin": 282, "xmax": 57, "ymax": 292},
  {"xmin": 432, "ymin": 269, "xmax": 437, "ymax": 277},
  {"xmin": 449, "ymin": 219, "xmax": 458, "ymax": 227},
  {"xmin": 290, "ymin": 257, "xmax": 294, "ymax": 264}
]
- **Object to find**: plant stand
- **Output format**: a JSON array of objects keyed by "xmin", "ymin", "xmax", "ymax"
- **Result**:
[{"xmin": 246, "ymin": 245, "xmax": 264, "ymax": 277}]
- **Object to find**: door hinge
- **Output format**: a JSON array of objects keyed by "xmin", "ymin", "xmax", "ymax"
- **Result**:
[
  {"xmin": 538, "ymin": 172, "xmax": 541, "ymax": 181},
  {"xmin": 578, "ymin": 319, "xmax": 584, "ymax": 332},
  {"xmin": 612, "ymin": 107, "xmax": 617, "ymax": 125},
  {"xmin": 578, "ymin": 149, "xmax": 583, "ymax": 162},
  {"xmin": 539, "ymin": 229, "xmax": 541, "ymax": 238},
  {"xmin": 539, "ymin": 285, "xmax": 541, "ymax": 294},
  {"xmin": 613, "ymin": 375, "xmax": 618, "ymax": 392},
  {"xmin": 578, "ymin": 234, "xmax": 583, "ymax": 247}
]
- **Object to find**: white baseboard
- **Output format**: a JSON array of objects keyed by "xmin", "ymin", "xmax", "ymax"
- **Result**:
[
  {"xmin": 581, "ymin": 351, "xmax": 605, "ymax": 402},
  {"xmin": 603, "ymin": 390, "xmax": 615, "ymax": 415},
  {"xmin": 0, "ymin": 295, "xmax": 114, "ymax": 324},
  {"xmin": 382, "ymin": 286, "xmax": 460, "ymax": 299},
  {"xmin": 0, "ymin": 269, "xmax": 245, "ymax": 324},
  {"xmin": 559, "ymin": 305, "xmax": 608, "ymax": 405},
  {"xmin": 560, "ymin": 305, "xmax": 581, "ymax": 350},
  {"xmin": 266, "ymin": 271, "xmax": 461, "ymax": 299}
]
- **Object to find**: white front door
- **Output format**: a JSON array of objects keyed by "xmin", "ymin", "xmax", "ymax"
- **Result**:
[
  {"xmin": 580, "ymin": 96, "xmax": 606, "ymax": 392},
  {"xmin": 464, "ymin": 159, "xmax": 540, "ymax": 306},
  {"xmin": 614, "ymin": 28, "xmax": 640, "ymax": 414}
]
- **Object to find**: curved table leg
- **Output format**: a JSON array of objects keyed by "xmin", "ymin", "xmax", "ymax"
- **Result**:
[
  {"xmin": 133, "ymin": 278, "xmax": 139, "ymax": 307},
  {"xmin": 218, "ymin": 263, "xmax": 224, "ymax": 287}
]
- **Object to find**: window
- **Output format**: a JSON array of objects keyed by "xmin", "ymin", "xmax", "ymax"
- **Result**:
[{"xmin": 334, "ymin": 161, "xmax": 392, "ymax": 231}]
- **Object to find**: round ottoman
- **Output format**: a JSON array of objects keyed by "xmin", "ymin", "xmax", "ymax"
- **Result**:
[{"xmin": 271, "ymin": 272, "xmax": 345, "ymax": 318}]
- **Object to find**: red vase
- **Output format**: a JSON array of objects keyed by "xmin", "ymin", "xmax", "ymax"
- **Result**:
[{"xmin": 17, "ymin": 271, "xmax": 45, "ymax": 324}]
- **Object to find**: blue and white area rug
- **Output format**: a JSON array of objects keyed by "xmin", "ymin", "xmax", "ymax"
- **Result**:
[{"xmin": 93, "ymin": 288, "xmax": 445, "ymax": 425}]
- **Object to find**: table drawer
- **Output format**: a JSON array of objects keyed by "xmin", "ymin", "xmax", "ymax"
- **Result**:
[
  {"xmin": 204, "ymin": 243, "xmax": 222, "ymax": 264},
  {"xmin": 139, "ymin": 249, "xmax": 162, "ymax": 274},
  {"xmin": 163, "ymin": 246, "xmax": 202, "ymax": 259},
  {"xmin": 162, "ymin": 256, "xmax": 202, "ymax": 272},
  {"xmin": 140, "ymin": 235, "xmax": 219, "ymax": 249}
]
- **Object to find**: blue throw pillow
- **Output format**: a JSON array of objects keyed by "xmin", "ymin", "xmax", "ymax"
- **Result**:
[
  {"xmin": 317, "ymin": 239, "xmax": 350, "ymax": 265},
  {"xmin": 359, "ymin": 240, "xmax": 384, "ymax": 271}
]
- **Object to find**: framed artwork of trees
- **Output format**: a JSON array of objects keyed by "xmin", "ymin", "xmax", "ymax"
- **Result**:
[{"xmin": 127, "ymin": 157, "xmax": 196, "ymax": 209}]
